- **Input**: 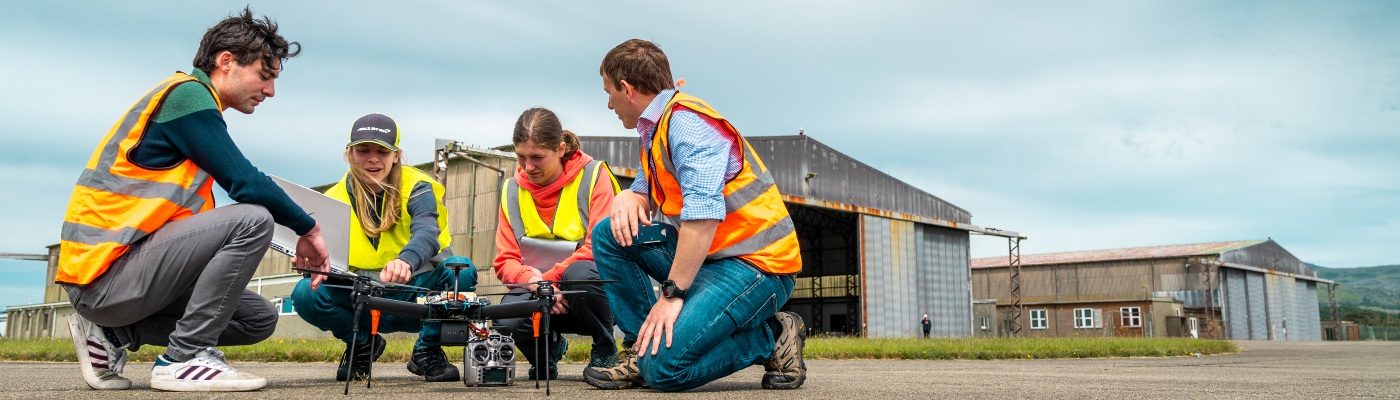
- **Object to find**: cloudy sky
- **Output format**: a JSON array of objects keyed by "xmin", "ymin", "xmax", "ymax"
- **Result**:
[{"xmin": 2, "ymin": 1, "xmax": 1397, "ymax": 308}]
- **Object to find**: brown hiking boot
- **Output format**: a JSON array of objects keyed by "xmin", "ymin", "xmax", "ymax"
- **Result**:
[
  {"xmin": 583, "ymin": 347, "xmax": 642, "ymax": 389},
  {"xmin": 763, "ymin": 311, "xmax": 807, "ymax": 389}
]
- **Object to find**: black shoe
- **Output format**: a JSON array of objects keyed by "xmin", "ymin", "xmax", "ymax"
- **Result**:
[
  {"xmin": 408, "ymin": 346, "xmax": 460, "ymax": 382},
  {"xmin": 336, "ymin": 334, "xmax": 385, "ymax": 382},
  {"xmin": 525, "ymin": 337, "xmax": 566, "ymax": 380},
  {"xmin": 762, "ymin": 312, "xmax": 807, "ymax": 390},
  {"xmin": 527, "ymin": 364, "xmax": 559, "ymax": 380}
]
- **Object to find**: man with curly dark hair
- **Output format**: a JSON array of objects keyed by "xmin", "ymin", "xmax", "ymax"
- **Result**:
[{"xmin": 58, "ymin": 7, "xmax": 327, "ymax": 392}]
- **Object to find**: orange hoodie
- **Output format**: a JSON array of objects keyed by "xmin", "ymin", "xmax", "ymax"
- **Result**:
[{"xmin": 493, "ymin": 150, "xmax": 616, "ymax": 284}]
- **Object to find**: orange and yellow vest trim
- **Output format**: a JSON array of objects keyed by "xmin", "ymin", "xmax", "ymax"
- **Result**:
[
  {"xmin": 644, "ymin": 92, "xmax": 802, "ymax": 275},
  {"xmin": 57, "ymin": 72, "xmax": 219, "ymax": 285}
]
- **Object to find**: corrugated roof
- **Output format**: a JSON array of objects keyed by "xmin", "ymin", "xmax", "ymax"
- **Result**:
[
  {"xmin": 971, "ymin": 240, "xmax": 1266, "ymax": 269},
  {"xmin": 578, "ymin": 135, "xmax": 972, "ymax": 223}
]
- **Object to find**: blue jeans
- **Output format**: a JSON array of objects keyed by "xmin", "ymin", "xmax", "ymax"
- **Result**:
[
  {"xmin": 291, "ymin": 261, "xmax": 477, "ymax": 349},
  {"xmin": 592, "ymin": 218, "xmax": 795, "ymax": 392}
]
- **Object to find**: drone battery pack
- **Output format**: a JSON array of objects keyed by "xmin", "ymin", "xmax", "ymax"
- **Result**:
[{"xmin": 441, "ymin": 320, "xmax": 473, "ymax": 346}]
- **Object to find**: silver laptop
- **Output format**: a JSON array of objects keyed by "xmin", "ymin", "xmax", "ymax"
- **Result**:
[{"xmin": 269, "ymin": 175, "xmax": 351, "ymax": 274}]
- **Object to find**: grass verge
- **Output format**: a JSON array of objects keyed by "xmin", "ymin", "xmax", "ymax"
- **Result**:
[{"xmin": 0, "ymin": 336, "xmax": 1234, "ymax": 363}]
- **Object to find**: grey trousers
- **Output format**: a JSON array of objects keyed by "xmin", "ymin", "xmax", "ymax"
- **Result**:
[{"xmin": 65, "ymin": 204, "xmax": 279, "ymax": 360}]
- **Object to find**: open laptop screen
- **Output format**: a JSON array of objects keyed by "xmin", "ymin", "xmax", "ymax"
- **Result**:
[{"xmin": 268, "ymin": 175, "xmax": 350, "ymax": 273}]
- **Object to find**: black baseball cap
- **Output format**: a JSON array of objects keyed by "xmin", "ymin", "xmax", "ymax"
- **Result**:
[{"xmin": 348, "ymin": 113, "xmax": 400, "ymax": 151}]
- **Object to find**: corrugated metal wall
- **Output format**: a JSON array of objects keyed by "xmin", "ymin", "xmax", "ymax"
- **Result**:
[
  {"xmin": 1245, "ymin": 271, "xmax": 1268, "ymax": 340},
  {"xmin": 861, "ymin": 215, "xmax": 970, "ymax": 338},
  {"xmin": 1223, "ymin": 268, "xmax": 1250, "ymax": 339},
  {"xmin": 1223, "ymin": 268, "xmax": 1323, "ymax": 341},
  {"xmin": 1265, "ymin": 274, "xmax": 1284, "ymax": 339},
  {"xmin": 917, "ymin": 223, "xmax": 971, "ymax": 337},
  {"xmin": 1298, "ymin": 281, "xmax": 1321, "ymax": 340}
]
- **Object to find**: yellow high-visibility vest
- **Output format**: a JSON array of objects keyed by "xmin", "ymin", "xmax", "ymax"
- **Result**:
[
  {"xmin": 327, "ymin": 166, "xmax": 450, "ymax": 271},
  {"xmin": 501, "ymin": 159, "xmax": 619, "ymax": 270}
]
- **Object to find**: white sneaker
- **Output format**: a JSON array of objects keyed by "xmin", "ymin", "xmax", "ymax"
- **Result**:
[
  {"xmin": 150, "ymin": 348, "xmax": 266, "ymax": 392},
  {"xmin": 68, "ymin": 314, "xmax": 131, "ymax": 390}
]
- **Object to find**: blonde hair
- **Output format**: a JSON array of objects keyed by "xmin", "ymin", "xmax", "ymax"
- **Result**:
[{"xmin": 344, "ymin": 147, "xmax": 403, "ymax": 237}]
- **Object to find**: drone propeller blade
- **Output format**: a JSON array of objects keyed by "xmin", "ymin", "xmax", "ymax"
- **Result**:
[
  {"xmin": 383, "ymin": 282, "xmax": 434, "ymax": 293},
  {"xmin": 292, "ymin": 267, "xmax": 359, "ymax": 281},
  {"xmin": 552, "ymin": 279, "xmax": 617, "ymax": 286},
  {"xmin": 475, "ymin": 279, "xmax": 618, "ymax": 290}
]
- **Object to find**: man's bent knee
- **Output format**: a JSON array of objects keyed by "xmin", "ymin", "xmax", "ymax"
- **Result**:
[
  {"xmin": 228, "ymin": 203, "xmax": 275, "ymax": 235},
  {"xmin": 242, "ymin": 294, "xmax": 278, "ymax": 342}
]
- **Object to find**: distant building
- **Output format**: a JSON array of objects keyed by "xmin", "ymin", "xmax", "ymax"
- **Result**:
[
  {"xmin": 9, "ymin": 135, "xmax": 1017, "ymax": 340},
  {"xmin": 971, "ymin": 239, "xmax": 1331, "ymax": 340}
]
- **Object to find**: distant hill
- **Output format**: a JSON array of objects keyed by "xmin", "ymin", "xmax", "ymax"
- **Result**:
[{"xmin": 1309, "ymin": 264, "xmax": 1400, "ymax": 313}]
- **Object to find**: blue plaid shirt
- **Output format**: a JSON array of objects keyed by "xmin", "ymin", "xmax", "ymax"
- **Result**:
[{"xmin": 631, "ymin": 89, "xmax": 742, "ymax": 221}]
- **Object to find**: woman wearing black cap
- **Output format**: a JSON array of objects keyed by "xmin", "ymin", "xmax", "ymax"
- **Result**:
[{"xmin": 289, "ymin": 113, "xmax": 476, "ymax": 383}]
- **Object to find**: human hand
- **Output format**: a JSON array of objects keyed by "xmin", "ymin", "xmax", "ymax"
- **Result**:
[
  {"xmin": 634, "ymin": 297, "xmax": 683, "ymax": 357},
  {"xmin": 609, "ymin": 191, "xmax": 652, "ymax": 246},
  {"xmin": 551, "ymin": 293, "xmax": 568, "ymax": 315},
  {"xmin": 295, "ymin": 224, "xmax": 330, "ymax": 290},
  {"xmin": 380, "ymin": 259, "xmax": 412, "ymax": 284}
]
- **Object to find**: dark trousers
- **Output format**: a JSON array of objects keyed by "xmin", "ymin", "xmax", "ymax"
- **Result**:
[{"xmin": 496, "ymin": 261, "xmax": 616, "ymax": 366}]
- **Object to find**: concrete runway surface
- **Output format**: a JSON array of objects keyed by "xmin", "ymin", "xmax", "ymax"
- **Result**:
[{"xmin": 0, "ymin": 341, "xmax": 1395, "ymax": 399}]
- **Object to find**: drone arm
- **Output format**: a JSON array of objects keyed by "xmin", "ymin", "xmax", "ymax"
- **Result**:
[
  {"xmin": 481, "ymin": 300, "xmax": 542, "ymax": 319},
  {"xmin": 363, "ymin": 296, "xmax": 430, "ymax": 319}
]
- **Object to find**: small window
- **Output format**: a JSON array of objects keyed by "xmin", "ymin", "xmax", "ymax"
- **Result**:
[
  {"xmin": 1074, "ymin": 308, "xmax": 1099, "ymax": 329},
  {"xmin": 275, "ymin": 297, "xmax": 297, "ymax": 316},
  {"xmin": 979, "ymin": 316, "xmax": 990, "ymax": 330},
  {"xmin": 1029, "ymin": 309, "xmax": 1048, "ymax": 330},
  {"xmin": 1120, "ymin": 307, "xmax": 1142, "ymax": 328}
]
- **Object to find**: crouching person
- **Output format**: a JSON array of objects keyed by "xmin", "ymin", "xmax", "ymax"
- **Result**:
[
  {"xmin": 585, "ymin": 39, "xmax": 807, "ymax": 392},
  {"xmin": 60, "ymin": 7, "xmax": 322, "ymax": 392},
  {"xmin": 492, "ymin": 108, "xmax": 622, "ymax": 380},
  {"xmin": 291, "ymin": 114, "xmax": 477, "ymax": 382}
]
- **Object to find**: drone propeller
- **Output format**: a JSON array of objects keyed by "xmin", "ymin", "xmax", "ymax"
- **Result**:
[
  {"xmin": 293, "ymin": 267, "xmax": 436, "ymax": 293},
  {"xmin": 475, "ymin": 279, "xmax": 617, "ymax": 290},
  {"xmin": 294, "ymin": 267, "xmax": 358, "ymax": 281}
]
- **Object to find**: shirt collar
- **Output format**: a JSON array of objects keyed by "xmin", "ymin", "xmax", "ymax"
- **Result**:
[
  {"xmin": 637, "ymin": 88, "xmax": 677, "ymax": 129},
  {"xmin": 190, "ymin": 68, "xmax": 215, "ymax": 87}
]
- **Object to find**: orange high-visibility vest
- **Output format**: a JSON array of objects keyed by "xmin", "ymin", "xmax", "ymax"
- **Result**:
[
  {"xmin": 643, "ymin": 92, "xmax": 801, "ymax": 275},
  {"xmin": 56, "ymin": 72, "xmax": 219, "ymax": 285}
]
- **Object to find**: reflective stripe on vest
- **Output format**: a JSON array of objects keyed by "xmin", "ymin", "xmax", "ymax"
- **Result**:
[
  {"xmin": 501, "ymin": 160, "xmax": 621, "ymax": 271},
  {"xmin": 502, "ymin": 160, "xmax": 610, "ymax": 242},
  {"xmin": 502, "ymin": 160, "xmax": 619, "ymax": 270},
  {"xmin": 643, "ymin": 92, "xmax": 802, "ymax": 275},
  {"xmin": 56, "ymin": 72, "xmax": 219, "ymax": 285},
  {"xmin": 326, "ymin": 166, "xmax": 451, "ymax": 271}
]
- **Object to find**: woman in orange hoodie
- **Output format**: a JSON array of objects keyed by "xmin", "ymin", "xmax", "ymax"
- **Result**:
[{"xmin": 494, "ymin": 107, "xmax": 620, "ymax": 380}]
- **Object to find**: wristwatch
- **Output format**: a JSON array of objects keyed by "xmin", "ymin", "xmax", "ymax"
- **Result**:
[{"xmin": 660, "ymin": 279, "xmax": 687, "ymax": 300}]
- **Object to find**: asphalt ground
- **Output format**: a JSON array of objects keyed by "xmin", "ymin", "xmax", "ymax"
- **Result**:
[{"xmin": 0, "ymin": 341, "xmax": 1395, "ymax": 399}]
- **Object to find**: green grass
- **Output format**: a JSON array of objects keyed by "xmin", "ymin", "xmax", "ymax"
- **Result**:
[
  {"xmin": 0, "ymin": 336, "xmax": 1234, "ymax": 363},
  {"xmin": 802, "ymin": 337, "xmax": 1236, "ymax": 360}
]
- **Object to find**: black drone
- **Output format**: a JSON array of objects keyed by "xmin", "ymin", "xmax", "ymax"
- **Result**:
[{"xmin": 294, "ymin": 256, "xmax": 611, "ymax": 396}]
